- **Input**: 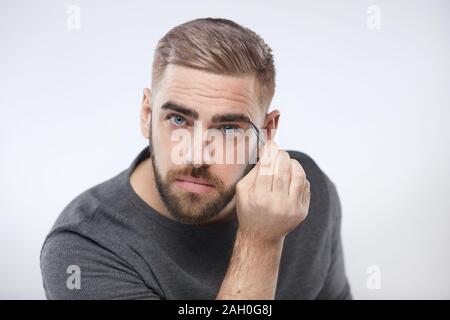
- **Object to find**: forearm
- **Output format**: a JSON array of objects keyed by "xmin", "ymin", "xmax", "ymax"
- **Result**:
[{"xmin": 216, "ymin": 230, "xmax": 285, "ymax": 300}]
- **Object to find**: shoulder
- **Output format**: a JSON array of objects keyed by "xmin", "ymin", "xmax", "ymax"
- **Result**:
[
  {"xmin": 44, "ymin": 170, "xmax": 128, "ymax": 238},
  {"xmin": 287, "ymin": 150, "xmax": 337, "ymax": 212},
  {"xmin": 40, "ymin": 170, "xmax": 132, "ymax": 271},
  {"xmin": 39, "ymin": 170, "xmax": 161, "ymax": 299},
  {"xmin": 40, "ymin": 221, "xmax": 160, "ymax": 299},
  {"xmin": 286, "ymin": 149, "xmax": 342, "ymax": 242}
]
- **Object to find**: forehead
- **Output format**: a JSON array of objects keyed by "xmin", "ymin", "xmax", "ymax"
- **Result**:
[{"xmin": 154, "ymin": 64, "xmax": 260, "ymax": 119}]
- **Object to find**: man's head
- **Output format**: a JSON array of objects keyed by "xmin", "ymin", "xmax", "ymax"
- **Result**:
[{"xmin": 140, "ymin": 18, "xmax": 279, "ymax": 224}]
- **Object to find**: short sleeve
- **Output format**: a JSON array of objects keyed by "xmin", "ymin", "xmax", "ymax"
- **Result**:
[{"xmin": 40, "ymin": 230, "xmax": 162, "ymax": 300}]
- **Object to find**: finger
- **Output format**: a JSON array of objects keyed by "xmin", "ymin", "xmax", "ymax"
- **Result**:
[
  {"xmin": 289, "ymin": 159, "xmax": 306, "ymax": 200},
  {"xmin": 301, "ymin": 179, "xmax": 311, "ymax": 207},
  {"xmin": 272, "ymin": 150, "xmax": 291, "ymax": 194},
  {"xmin": 255, "ymin": 141, "xmax": 279, "ymax": 189}
]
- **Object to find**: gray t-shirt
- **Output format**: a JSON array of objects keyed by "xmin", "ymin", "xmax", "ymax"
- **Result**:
[{"xmin": 40, "ymin": 147, "xmax": 352, "ymax": 300}]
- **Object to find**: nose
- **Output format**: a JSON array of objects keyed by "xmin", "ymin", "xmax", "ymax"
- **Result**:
[
  {"xmin": 184, "ymin": 145, "xmax": 210, "ymax": 168},
  {"xmin": 183, "ymin": 121, "xmax": 213, "ymax": 168}
]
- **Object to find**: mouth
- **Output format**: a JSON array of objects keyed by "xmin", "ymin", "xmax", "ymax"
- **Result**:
[{"xmin": 174, "ymin": 176, "xmax": 216, "ymax": 194}]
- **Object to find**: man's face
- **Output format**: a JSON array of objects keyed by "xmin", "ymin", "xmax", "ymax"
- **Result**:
[{"xmin": 145, "ymin": 64, "xmax": 266, "ymax": 224}]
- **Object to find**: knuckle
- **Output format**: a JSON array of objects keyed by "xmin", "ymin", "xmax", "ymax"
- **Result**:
[
  {"xmin": 304, "ymin": 179, "xmax": 310, "ymax": 188},
  {"xmin": 266, "ymin": 142, "xmax": 279, "ymax": 158},
  {"xmin": 303, "ymin": 179, "xmax": 310, "ymax": 192},
  {"xmin": 269, "ymin": 140, "xmax": 279, "ymax": 152},
  {"xmin": 290, "ymin": 159, "xmax": 301, "ymax": 170},
  {"xmin": 273, "ymin": 176, "xmax": 286, "ymax": 190},
  {"xmin": 279, "ymin": 151, "xmax": 291, "ymax": 164},
  {"xmin": 253, "ymin": 195, "xmax": 267, "ymax": 209},
  {"xmin": 290, "ymin": 160, "xmax": 305, "ymax": 178},
  {"xmin": 276, "ymin": 151, "xmax": 291, "ymax": 173},
  {"xmin": 296, "ymin": 167, "xmax": 306, "ymax": 181},
  {"xmin": 255, "ymin": 198, "xmax": 267, "ymax": 210}
]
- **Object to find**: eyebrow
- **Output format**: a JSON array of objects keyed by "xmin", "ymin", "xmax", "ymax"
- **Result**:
[
  {"xmin": 160, "ymin": 101, "xmax": 199, "ymax": 120},
  {"xmin": 160, "ymin": 101, "xmax": 252, "ymax": 125},
  {"xmin": 211, "ymin": 113, "xmax": 251, "ymax": 125}
]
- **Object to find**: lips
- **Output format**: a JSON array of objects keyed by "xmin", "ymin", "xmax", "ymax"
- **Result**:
[
  {"xmin": 176, "ymin": 176, "xmax": 213, "ymax": 186},
  {"xmin": 175, "ymin": 176, "xmax": 216, "ymax": 194}
]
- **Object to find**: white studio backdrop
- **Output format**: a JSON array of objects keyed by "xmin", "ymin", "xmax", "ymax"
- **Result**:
[{"xmin": 1, "ymin": 0, "xmax": 449, "ymax": 299}]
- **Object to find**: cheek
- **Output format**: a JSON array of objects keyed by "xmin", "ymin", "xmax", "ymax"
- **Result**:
[
  {"xmin": 152, "ymin": 121, "xmax": 174, "ymax": 156},
  {"xmin": 151, "ymin": 135, "xmax": 174, "ymax": 173},
  {"xmin": 154, "ymin": 122, "xmax": 193, "ymax": 165},
  {"xmin": 211, "ymin": 164, "xmax": 246, "ymax": 186}
]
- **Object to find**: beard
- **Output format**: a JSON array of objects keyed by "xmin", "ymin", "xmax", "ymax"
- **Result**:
[{"xmin": 148, "ymin": 122, "xmax": 254, "ymax": 225}]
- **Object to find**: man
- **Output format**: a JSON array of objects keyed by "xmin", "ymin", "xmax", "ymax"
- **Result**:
[{"xmin": 40, "ymin": 18, "xmax": 352, "ymax": 299}]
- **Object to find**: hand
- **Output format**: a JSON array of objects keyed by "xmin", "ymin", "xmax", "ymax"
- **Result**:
[{"xmin": 235, "ymin": 141, "xmax": 311, "ymax": 243}]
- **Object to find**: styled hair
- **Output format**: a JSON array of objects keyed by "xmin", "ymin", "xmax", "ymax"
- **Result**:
[{"xmin": 151, "ymin": 18, "xmax": 276, "ymax": 110}]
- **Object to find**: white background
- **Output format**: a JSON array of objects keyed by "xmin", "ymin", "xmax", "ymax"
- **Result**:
[{"xmin": 1, "ymin": 0, "xmax": 449, "ymax": 299}]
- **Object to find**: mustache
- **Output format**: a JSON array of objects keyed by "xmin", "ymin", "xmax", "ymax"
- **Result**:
[{"xmin": 166, "ymin": 166, "xmax": 225, "ymax": 189}]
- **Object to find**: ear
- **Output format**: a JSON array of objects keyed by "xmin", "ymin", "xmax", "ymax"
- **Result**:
[
  {"xmin": 140, "ymin": 87, "xmax": 152, "ymax": 139},
  {"xmin": 263, "ymin": 109, "xmax": 280, "ymax": 142}
]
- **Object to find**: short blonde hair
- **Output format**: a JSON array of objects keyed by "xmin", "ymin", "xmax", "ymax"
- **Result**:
[{"xmin": 151, "ymin": 18, "xmax": 276, "ymax": 110}]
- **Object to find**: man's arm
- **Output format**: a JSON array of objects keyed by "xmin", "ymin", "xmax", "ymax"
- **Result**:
[
  {"xmin": 216, "ymin": 231, "xmax": 284, "ymax": 299},
  {"xmin": 217, "ymin": 142, "xmax": 311, "ymax": 300},
  {"xmin": 40, "ymin": 230, "xmax": 162, "ymax": 300},
  {"xmin": 316, "ymin": 178, "xmax": 352, "ymax": 300}
]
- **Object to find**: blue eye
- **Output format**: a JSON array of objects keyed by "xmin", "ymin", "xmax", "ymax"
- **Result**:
[
  {"xmin": 169, "ymin": 115, "xmax": 186, "ymax": 126},
  {"xmin": 221, "ymin": 125, "xmax": 241, "ymax": 136}
]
